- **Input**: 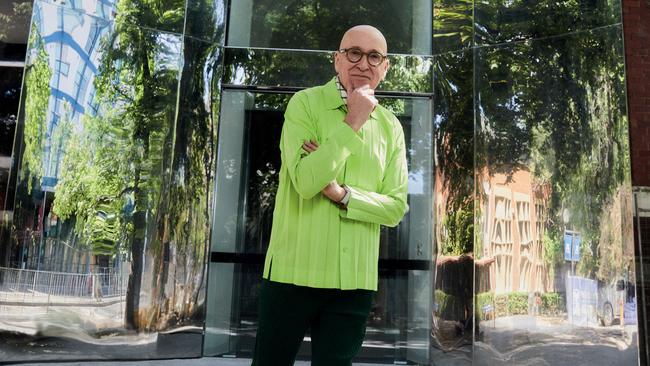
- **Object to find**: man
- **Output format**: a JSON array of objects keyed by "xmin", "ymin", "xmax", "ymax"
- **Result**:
[{"xmin": 252, "ymin": 25, "xmax": 409, "ymax": 365}]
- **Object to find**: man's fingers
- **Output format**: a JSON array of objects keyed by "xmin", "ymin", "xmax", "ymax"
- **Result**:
[
  {"xmin": 302, "ymin": 144, "xmax": 315, "ymax": 153},
  {"xmin": 302, "ymin": 140, "xmax": 319, "ymax": 153}
]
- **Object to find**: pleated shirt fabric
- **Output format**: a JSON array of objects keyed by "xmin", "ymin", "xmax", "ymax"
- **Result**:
[{"xmin": 262, "ymin": 77, "xmax": 409, "ymax": 291}]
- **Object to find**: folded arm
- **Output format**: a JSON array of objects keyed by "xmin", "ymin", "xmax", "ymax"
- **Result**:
[
  {"xmin": 341, "ymin": 126, "xmax": 409, "ymax": 227},
  {"xmin": 281, "ymin": 93, "xmax": 363, "ymax": 199}
]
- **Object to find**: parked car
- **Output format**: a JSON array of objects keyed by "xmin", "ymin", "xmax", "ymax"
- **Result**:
[{"xmin": 597, "ymin": 278, "xmax": 633, "ymax": 326}]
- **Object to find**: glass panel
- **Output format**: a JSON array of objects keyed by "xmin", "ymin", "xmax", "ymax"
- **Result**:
[
  {"xmin": 432, "ymin": 48, "xmax": 474, "ymax": 363},
  {"xmin": 0, "ymin": 0, "xmax": 32, "ymax": 62},
  {"xmin": 474, "ymin": 0, "xmax": 622, "ymax": 45},
  {"xmin": 433, "ymin": 0, "xmax": 473, "ymax": 54},
  {"xmin": 223, "ymin": 48, "xmax": 433, "ymax": 94},
  {"xmin": 474, "ymin": 25, "xmax": 638, "ymax": 364},
  {"xmin": 204, "ymin": 89, "xmax": 433, "ymax": 364},
  {"xmin": 0, "ymin": 1, "xmax": 209, "ymax": 361},
  {"xmin": 634, "ymin": 188, "xmax": 650, "ymax": 365},
  {"xmin": 0, "ymin": 67, "xmax": 23, "ymax": 213},
  {"xmin": 37, "ymin": 0, "xmax": 186, "ymax": 34},
  {"xmin": 184, "ymin": 0, "xmax": 227, "ymax": 44},
  {"xmin": 227, "ymin": 0, "xmax": 432, "ymax": 55}
]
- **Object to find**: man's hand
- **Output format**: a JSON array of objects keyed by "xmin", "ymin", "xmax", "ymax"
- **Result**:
[
  {"xmin": 302, "ymin": 140, "xmax": 346, "ymax": 203},
  {"xmin": 344, "ymin": 83, "xmax": 378, "ymax": 132}
]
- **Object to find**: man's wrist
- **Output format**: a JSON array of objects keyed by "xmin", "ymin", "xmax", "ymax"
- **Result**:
[{"xmin": 343, "ymin": 115, "xmax": 362, "ymax": 132}]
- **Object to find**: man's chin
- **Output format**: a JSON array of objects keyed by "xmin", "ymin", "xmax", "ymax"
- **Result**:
[{"xmin": 349, "ymin": 77, "xmax": 373, "ymax": 90}]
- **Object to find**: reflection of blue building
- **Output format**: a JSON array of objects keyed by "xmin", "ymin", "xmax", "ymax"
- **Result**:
[{"xmin": 34, "ymin": 1, "xmax": 114, "ymax": 191}]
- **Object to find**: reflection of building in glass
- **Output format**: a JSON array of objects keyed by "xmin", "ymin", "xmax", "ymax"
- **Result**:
[
  {"xmin": 35, "ymin": 1, "xmax": 113, "ymax": 190},
  {"xmin": 14, "ymin": 2, "xmax": 117, "ymax": 273},
  {"xmin": 480, "ymin": 168, "xmax": 553, "ymax": 295}
]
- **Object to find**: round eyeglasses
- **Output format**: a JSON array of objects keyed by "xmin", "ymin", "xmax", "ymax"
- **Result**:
[{"xmin": 338, "ymin": 48, "xmax": 387, "ymax": 67}]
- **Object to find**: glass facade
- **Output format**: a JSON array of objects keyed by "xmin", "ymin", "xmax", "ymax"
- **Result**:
[{"xmin": 0, "ymin": 0, "xmax": 641, "ymax": 365}]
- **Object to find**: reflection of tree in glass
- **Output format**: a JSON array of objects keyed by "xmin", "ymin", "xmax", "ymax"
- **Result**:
[
  {"xmin": 247, "ymin": 0, "xmax": 413, "ymax": 53},
  {"xmin": 0, "ymin": 1, "xmax": 32, "ymax": 43},
  {"xmin": 434, "ymin": 50, "xmax": 473, "ymax": 256},
  {"xmin": 53, "ymin": 109, "xmax": 130, "ymax": 257},
  {"xmin": 20, "ymin": 24, "xmax": 51, "ymax": 194},
  {"xmin": 433, "ymin": 0, "xmax": 473, "ymax": 53},
  {"xmin": 477, "ymin": 28, "xmax": 630, "ymax": 280},
  {"xmin": 88, "ymin": 0, "xmax": 184, "ymax": 331},
  {"xmin": 475, "ymin": 0, "xmax": 621, "ymax": 44},
  {"xmin": 225, "ymin": 48, "xmax": 431, "ymax": 115}
]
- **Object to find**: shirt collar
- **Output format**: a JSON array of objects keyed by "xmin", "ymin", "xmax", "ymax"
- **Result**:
[
  {"xmin": 324, "ymin": 75, "xmax": 379, "ymax": 120},
  {"xmin": 335, "ymin": 75, "xmax": 348, "ymax": 105}
]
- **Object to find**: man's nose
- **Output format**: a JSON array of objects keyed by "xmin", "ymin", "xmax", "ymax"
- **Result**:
[{"xmin": 356, "ymin": 55, "xmax": 370, "ymax": 70}]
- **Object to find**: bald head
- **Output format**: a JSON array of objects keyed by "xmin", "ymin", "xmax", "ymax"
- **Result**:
[
  {"xmin": 339, "ymin": 25, "xmax": 388, "ymax": 54},
  {"xmin": 334, "ymin": 25, "xmax": 390, "ymax": 91}
]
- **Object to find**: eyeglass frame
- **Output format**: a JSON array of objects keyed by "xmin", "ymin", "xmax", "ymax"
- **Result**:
[{"xmin": 337, "ymin": 48, "xmax": 388, "ymax": 67}]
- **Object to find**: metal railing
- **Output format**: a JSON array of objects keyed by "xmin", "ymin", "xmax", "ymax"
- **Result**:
[{"xmin": 0, "ymin": 266, "xmax": 128, "ymax": 305}]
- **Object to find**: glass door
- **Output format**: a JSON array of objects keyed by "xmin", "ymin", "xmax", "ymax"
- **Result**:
[{"xmin": 204, "ymin": 89, "xmax": 433, "ymax": 364}]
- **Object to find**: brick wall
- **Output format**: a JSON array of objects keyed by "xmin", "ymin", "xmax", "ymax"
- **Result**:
[{"xmin": 624, "ymin": 0, "xmax": 650, "ymax": 187}]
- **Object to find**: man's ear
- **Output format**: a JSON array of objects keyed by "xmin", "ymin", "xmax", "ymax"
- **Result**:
[
  {"xmin": 381, "ymin": 59, "xmax": 390, "ymax": 81},
  {"xmin": 333, "ymin": 51, "xmax": 341, "ymax": 74}
]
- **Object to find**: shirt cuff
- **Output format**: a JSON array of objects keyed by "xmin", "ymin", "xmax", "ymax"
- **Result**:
[{"xmin": 339, "ymin": 185, "xmax": 351, "ymax": 207}]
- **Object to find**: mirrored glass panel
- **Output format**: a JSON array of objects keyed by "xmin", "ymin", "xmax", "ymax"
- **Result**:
[
  {"xmin": 474, "ymin": 0, "xmax": 622, "ymax": 45},
  {"xmin": 432, "ymin": 48, "xmax": 474, "ymax": 364},
  {"xmin": 204, "ymin": 89, "xmax": 433, "ymax": 364},
  {"xmin": 474, "ymin": 25, "xmax": 638, "ymax": 365},
  {"xmin": 0, "ymin": 1, "xmax": 211, "ymax": 361},
  {"xmin": 184, "ymin": 0, "xmax": 227, "ymax": 44},
  {"xmin": 36, "ymin": 0, "xmax": 186, "ymax": 34},
  {"xmin": 223, "ymin": 48, "xmax": 433, "ymax": 94},
  {"xmin": 433, "ymin": 0, "xmax": 473, "ymax": 54},
  {"xmin": 226, "ymin": 0, "xmax": 432, "ymax": 55},
  {"xmin": 634, "ymin": 189, "xmax": 650, "ymax": 365},
  {"xmin": 0, "ymin": 1, "xmax": 32, "ymax": 62},
  {"xmin": 0, "ymin": 67, "xmax": 23, "ymax": 215}
]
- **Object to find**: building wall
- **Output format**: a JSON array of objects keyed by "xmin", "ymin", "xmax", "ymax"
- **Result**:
[{"xmin": 624, "ymin": 0, "xmax": 650, "ymax": 187}]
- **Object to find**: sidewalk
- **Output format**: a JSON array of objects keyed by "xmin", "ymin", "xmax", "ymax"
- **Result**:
[{"xmin": 13, "ymin": 358, "xmax": 380, "ymax": 365}]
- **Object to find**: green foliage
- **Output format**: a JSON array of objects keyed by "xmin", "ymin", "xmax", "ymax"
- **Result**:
[
  {"xmin": 440, "ymin": 200, "xmax": 473, "ymax": 255},
  {"xmin": 433, "ymin": 0, "xmax": 473, "ymax": 53},
  {"xmin": 247, "ymin": 0, "xmax": 414, "ymax": 53},
  {"xmin": 540, "ymin": 292, "xmax": 564, "ymax": 315},
  {"xmin": 506, "ymin": 292, "xmax": 529, "ymax": 315},
  {"xmin": 475, "ymin": 291, "xmax": 495, "ymax": 320},
  {"xmin": 0, "ymin": 1, "xmax": 32, "ymax": 42},
  {"xmin": 21, "ymin": 25, "xmax": 51, "ymax": 193},
  {"xmin": 435, "ymin": 290, "xmax": 464, "ymax": 320},
  {"xmin": 52, "ymin": 111, "xmax": 131, "ymax": 256},
  {"xmin": 495, "ymin": 292, "xmax": 528, "ymax": 316},
  {"xmin": 542, "ymin": 231, "xmax": 562, "ymax": 267}
]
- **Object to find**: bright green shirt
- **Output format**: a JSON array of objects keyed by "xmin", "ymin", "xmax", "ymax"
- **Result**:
[{"xmin": 262, "ymin": 77, "xmax": 409, "ymax": 291}]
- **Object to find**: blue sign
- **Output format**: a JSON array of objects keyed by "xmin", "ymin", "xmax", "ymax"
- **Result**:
[
  {"xmin": 482, "ymin": 304, "xmax": 494, "ymax": 313},
  {"xmin": 564, "ymin": 232, "xmax": 581, "ymax": 262},
  {"xmin": 564, "ymin": 233, "xmax": 573, "ymax": 261},
  {"xmin": 572, "ymin": 234, "xmax": 581, "ymax": 261}
]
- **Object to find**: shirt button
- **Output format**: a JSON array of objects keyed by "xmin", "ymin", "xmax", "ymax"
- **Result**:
[{"xmin": 342, "ymin": 248, "xmax": 348, "ymax": 254}]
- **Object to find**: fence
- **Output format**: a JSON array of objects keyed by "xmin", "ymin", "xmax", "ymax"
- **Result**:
[{"xmin": 0, "ymin": 266, "xmax": 128, "ymax": 305}]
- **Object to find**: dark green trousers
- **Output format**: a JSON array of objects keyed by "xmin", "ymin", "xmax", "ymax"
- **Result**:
[{"xmin": 251, "ymin": 279, "xmax": 374, "ymax": 366}]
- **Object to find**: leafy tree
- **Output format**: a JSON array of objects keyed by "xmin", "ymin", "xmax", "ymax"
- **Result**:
[{"xmin": 20, "ymin": 24, "xmax": 51, "ymax": 194}]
